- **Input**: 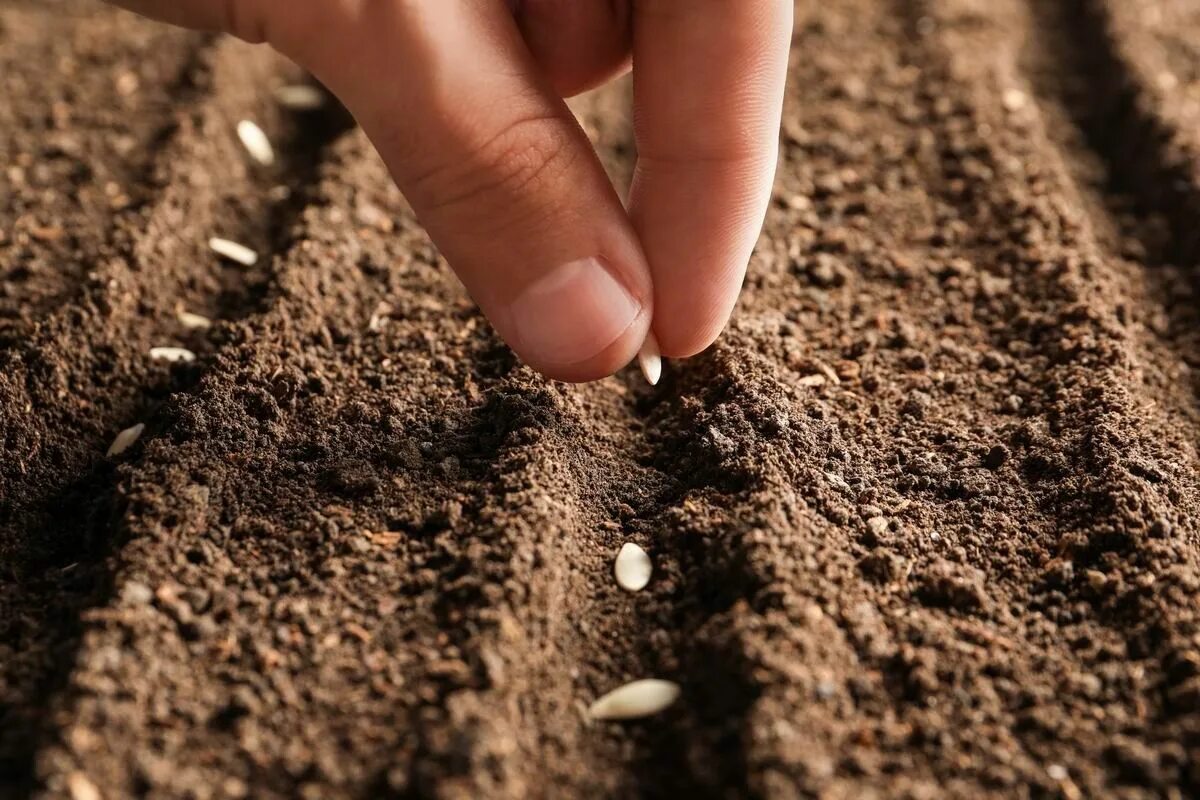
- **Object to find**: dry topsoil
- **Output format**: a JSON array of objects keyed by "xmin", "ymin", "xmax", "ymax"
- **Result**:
[{"xmin": 6, "ymin": 0, "xmax": 1200, "ymax": 797}]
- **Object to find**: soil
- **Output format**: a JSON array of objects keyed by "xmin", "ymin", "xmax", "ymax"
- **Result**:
[{"xmin": 5, "ymin": 0, "xmax": 1200, "ymax": 797}]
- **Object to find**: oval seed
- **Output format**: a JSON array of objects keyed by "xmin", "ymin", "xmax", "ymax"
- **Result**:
[
  {"xmin": 588, "ymin": 679, "xmax": 680, "ymax": 721},
  {"xmin": 236, "ymin": 119, "xmax": 275, "ymax": 166},
  {"xmin": 638, "ymin": 332, "xmax": 662, "ymax": 386},
  {"xmin": 274, "ymin": 84, "xmax": 326, "ymax": 111},
  {"xmin": 208, "ymin": 237, "xmax": 259, "ymax": 266},
  {"xmin": 150, "ymin": 346, "xmax": 196, "ymax": 363},
  {"xmin": 614, "ymin": 542, "xmax": 652, "ymax": 592},
  {"xmin": 177, "ymin": 310, "xmax": 212, "ymax": 330},
  {"xmin": 106, "ymin": 423, "xmax": 145, "ymax": 457}
]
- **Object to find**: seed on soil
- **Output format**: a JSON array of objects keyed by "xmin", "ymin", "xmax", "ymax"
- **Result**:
[
  {"xmin": 66, "ymin": 772, "xmax": 101, "ymax": 800},
  {"xmin": 236, "ymin": 119, "xmax": 275, "ymax": 166},
  {"xmin": 274, "ymin": 84, "xmax": 326, "ymax": 111},
  {"xmin": 150, "ymin": 346, "xmax": 196, "ymax": 363},
  {"xmin": 177, "ymin": 310, "xmax": 213, "ymax": 330},
  {"xmin": 208, "ymin": 237, "xmax": 259, "ymax": 266},
  {"xmin": 614, "ymin": 542, "xmax": 652, "ymax": 591},
  {"xmin": 638, "ymin": 332, "xmax": 662, "ymax": 386},
  {"xmin": 588, "ymin": 679, "xmax": 680, "ymax": 721},
  {"xmin": 106, "ymin": 423, "xmax": 145, "ymax": 457}
]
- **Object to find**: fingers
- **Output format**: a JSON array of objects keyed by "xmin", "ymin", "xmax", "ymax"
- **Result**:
[
  {"xmin": 628, "ymin": 0, "xmax": 793, "ymax": 357},
  {"xmin": 293, "ymin": 1, "xmax": 651, "ymax": 381},
  {"xmin": 512, "ymin": 0, "xmax": 633, "ymax": 97},
  {"xmin": 104, "ymin": 0, "xmax": 270, "ymax": 41}
]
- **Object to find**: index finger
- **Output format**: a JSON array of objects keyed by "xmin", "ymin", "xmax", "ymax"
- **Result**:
[{"xmin": 628, "ymin": 0, "xmax": 793, "ymax": 357}]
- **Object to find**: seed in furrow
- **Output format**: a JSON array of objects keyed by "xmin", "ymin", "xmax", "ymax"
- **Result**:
[
  {"xmin": 106, "ymin": 423, "xmax": 146, "ymax": 457},
  {"xmin": 638, "ymin": 332, "xmax": 662, "ymax": 386},
  {"xmin": 208, "ymin": 237, "xmax": 259, "ymax": 266},
  {"xmin": 588, "ymin": 679, "xmax": 680, "ymax": 721},
  {"xmin": 177, "ymin": 310, "xmax": 213, "ymax": 330},
  {"xmin": 236, "ymin": 119, "xmax": 275, "ymax": 166},
  {"xmin": 149, "ymin": 347, "xmax": 196, "ymax": 363},
  {"xmin": 274, "ymin": 84, "xmax": 326, "ymax": 111},
  {"xmin": 614, "ymin": 542, "xmax": 652, "ymax": 591}
]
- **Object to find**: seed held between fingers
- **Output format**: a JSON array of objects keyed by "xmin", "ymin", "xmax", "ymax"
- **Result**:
[
  {"xmin": 209, "ymin": 237, "xmax": 259, "ymax": 266},
  {"xmin": 106, "ymin": 423, "xmax": 145, "ymax": 457},
  {"xmin": 237, "ymin": 119, "xmax": 275, "ymax": 166},
  {"xmin": 638, "ymin": 332, "xmax": 662, "ymax": 386},
  {"xmin": 614, "ymin": 542, "xmax": 652, "ymax": 592},
  {"xmin": 588, "ymin": 679, "xmax": 680, "ymax": 721}
]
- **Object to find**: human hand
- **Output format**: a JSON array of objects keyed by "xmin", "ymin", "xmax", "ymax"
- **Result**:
[{"xmin": 109, "ymin": 0, "xmax": 793, "ymax": 382}]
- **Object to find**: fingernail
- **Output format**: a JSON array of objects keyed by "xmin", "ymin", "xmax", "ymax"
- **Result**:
[
  {"xmin": 638, "ymin": 331, "xmax": 662, "ymax": 386},
  {"xmin": 509, "ymin": 257, "xmax": 642, "ymax": 367}
]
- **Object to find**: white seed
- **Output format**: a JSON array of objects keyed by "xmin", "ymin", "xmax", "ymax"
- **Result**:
[
  {"xmin": 177, "ymin": 310, "xmax": 212, "ymax": 330},
  {"xmin": 274, "ymin": 84, "xmax": 326, "ymax": 111},
  {"xmin": 614, "ymin": 542, "xmax": 652, "ymax": 592},
  {"xmin": 1047, "ymin": 764, "xmax": 1068, "ymax": 781},
  {"xmin": 236, "ymin": 119, "xmax": 275, "ymax": 166},
  {"xmin": 208, "ymin": 237, "xmax": 258, "ymax": 266},
  {"xmin": 150, "ymin": 347, "xmax": 196, "ymax": 364},
  {"xmin": 638, "ymin": 332, "xmax": 662, "ymax": 386},
  {"xmin": 106, "ymin": 423, "xmax": 145, "ymax": 457},
  {"xmin": 66, "ymin": 772, "xmax": 101, "ymax": 800},
  {"xmin": 588, "ymin": 679, "xmax": 680, "ymax": 721},
  {"xmin": 1001, "ymin": 88, "xmax": 1027, "ymax": 112}
]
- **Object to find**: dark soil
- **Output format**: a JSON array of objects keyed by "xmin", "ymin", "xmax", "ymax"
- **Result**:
[{"xmin": 6, "ymin": 0, "xmax": 1200, "ymax": 797}]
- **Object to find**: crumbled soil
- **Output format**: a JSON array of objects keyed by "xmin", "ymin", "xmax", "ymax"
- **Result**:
[{"xmin": 6, "ymin": 0, "xmax": 1200, "ymax": 797}]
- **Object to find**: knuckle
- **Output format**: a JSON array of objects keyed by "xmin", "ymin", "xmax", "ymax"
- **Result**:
[{"xmin": 413, "ymin": 112, "xmax": 578, "ymax": 224}]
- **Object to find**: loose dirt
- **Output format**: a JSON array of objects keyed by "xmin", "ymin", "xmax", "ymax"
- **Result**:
[{"xmin": 5, "ymin": 0, "xmax": 1200, "ymax": 797}]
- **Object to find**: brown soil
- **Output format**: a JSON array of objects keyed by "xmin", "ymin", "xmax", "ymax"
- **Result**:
[{"xmin": 6, "ymin": 0, "xmax": 1200, "ymax": 797}]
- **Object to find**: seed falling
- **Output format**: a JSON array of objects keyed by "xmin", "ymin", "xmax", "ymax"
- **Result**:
[
  {"xmin": 588, "ymin": 679, "xmax": 680, "ymax": 721},
  {"xmin": 236, "ymin": 119, "xmax": 275, "ymax": 165},
  {"xmin": 638, "ymin": 332, "xmax": 662, "ymax": 386},
  {"xmin": 614, "ymin": 542, "xmax": 652, "ymax": 592},
  {"xmin": 150, "ymin": 346, "xmax": 196, "ymax": 363},
  {"xmin": 177, "ymin": 310, "xmax": 212, "ymax": 330},
  {"xmin": 106, "ymin": 423, "xmax": 145, "ymax": 457},
  {"xmin": 208, "ymin": 237, "xmax": 259, "ymax": 266},
  {"xmin": 274, "ymin": 84, "xmax": 326, "ymax": 111}
]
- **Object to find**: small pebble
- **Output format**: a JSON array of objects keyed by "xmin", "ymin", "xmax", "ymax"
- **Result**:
[
  {"xmin": 106, "ymin": 423, "xmax": 145, "ymax": 456},
  {"xmin": 236, "ymin": 119, "xmax": 275, "ymax": 166},
  {"xmin": 638, "ymin": 332, "xmax": 662, "ymax": 386},
  {"xmin": 150, "ymin": 347, "xmax": 196, "ymax": 363},
  {"xmin": 588, "ymin": 678, "xmax": 680, "ymax": 721},
  {"xmin": 208, "ymin": 237, "xmax": 259, "ymax": 266},
  {"xmin": 614, "ymin": 542, "xmax": 652, "ymax": 592}
]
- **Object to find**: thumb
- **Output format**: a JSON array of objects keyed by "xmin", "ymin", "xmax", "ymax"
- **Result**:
[{"xmin": 111, "ymin": 0, "xmax": 654, "ymax": 383}]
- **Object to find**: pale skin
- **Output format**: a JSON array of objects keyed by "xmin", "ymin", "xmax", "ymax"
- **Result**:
[{"xmin": 110, "ymin": 0, "xmax": 794, "ymax": 382}]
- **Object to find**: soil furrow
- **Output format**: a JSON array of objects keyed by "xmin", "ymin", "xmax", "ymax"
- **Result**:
[
  {"xmin": 0, "ymin": 33, "xmax": 342, "ymax": 794},
  {"xmin": 0, "ymin": 4, "xmax": 200, "ymax": 346}
]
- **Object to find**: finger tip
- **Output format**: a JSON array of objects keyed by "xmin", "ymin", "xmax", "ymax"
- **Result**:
[{"xmin": 525, "ymin": 311, "xmax": 651, "ymax": 383}]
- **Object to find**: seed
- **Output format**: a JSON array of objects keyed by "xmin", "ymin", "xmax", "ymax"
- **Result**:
[
  {"xmin": 1002, "ymin": 88, "xmax": 1027, "ymax": 112},
  {"xmin": 208, "ymin": 237, "xmax": 258, "ymax": 266},
  {"xmin": 638, "ymin": 332, "xmax": 662, "ymax": 386},
  {"xmin": 150, "ymin": 347, "xmax": 196, "ymax": 363},
  {"xmin": 106, "ymin": 423, "xmax": 145, "ymax": 457},
  {"xmin": 588, "ymin": 679, "xmax": 680, "ymax": 721},
  {"xmin": 177, "ymin": 310, "xmax": 212, "ymax": 330},
  {"xmin": 236, "ymin": 119, "xmax": 275, "ymax": 166},
  {"xmin": 274, "ymin": 84, "xmax": 326, "ymax": 111},
  {"xmin": 66, "ymin": 772, "xmax": 101, "ymax": 800},
  {"xmin": 614, "ymin": 542, "xmax": 652, "ymax": 592}
]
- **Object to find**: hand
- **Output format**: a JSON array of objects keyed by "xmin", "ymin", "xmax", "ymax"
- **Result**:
[{"xmin": 110, "ymin": 0, "xmax": 793, "ymax": 382}]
